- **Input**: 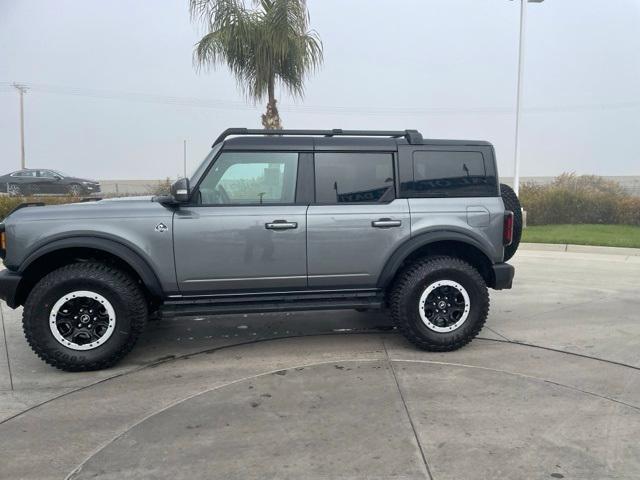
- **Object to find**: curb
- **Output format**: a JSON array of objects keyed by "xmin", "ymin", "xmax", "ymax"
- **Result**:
[{"xmin": 520, "ymin": 242, "xmax": 640, "ymax": 256}]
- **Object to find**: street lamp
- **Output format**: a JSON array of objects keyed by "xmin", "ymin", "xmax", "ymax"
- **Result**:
[{"xmin": 513, "ymin": 0, "xmax": 545, "ymax": 196}]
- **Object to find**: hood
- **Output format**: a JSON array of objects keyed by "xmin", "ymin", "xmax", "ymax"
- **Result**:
[{"xmin": 3, "ymin": 196, "xmax": 166, "ymax": 223}]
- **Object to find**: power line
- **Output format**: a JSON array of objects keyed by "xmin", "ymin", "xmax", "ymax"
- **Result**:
[{"xmin": 0, "ymin": 81, "xmax": 638, "ymax": 116}]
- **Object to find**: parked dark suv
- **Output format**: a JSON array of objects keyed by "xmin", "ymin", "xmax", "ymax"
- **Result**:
[
  {"xmin": 0, "ymin": 169, "xmax": 100, "ymax": 196},
  {"xmin": 0, "ymin": 129, "xmax": 522, "ymax": 371}
]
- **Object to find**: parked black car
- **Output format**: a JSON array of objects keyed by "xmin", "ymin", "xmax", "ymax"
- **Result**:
[{"xmin": 0, "ymin": 169, "xmax": 100, "ymax": 196}]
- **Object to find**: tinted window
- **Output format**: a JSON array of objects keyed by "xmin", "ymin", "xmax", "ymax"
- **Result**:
[
  {"xmin": 314, "ymin": 153, "xmax": 394, "ymax": 203},
  {"xmin": 197, "ymin": 151, "xmax": 298, "ymax": 205},
  {"xmin": 404, "ymin": 151, "xmax": 497, "ymax": 197}
]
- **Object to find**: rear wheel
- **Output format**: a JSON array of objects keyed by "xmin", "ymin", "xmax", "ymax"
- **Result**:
[
  {"xmin": 22, "ymin": 263, "xmax": 148, "ymax": 371},
  {"xmin": 500, "ymin": 183, "xmax": 522, "ymax": 261},
  {"xmin": 390, "ymin": 256, "xmax": 489, "ymax": 351},
  {"xmin": 8, "ymin": 183, "xmax": 24, "ymax": 197}
]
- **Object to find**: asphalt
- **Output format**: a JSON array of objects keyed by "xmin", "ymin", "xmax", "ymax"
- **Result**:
[{"xmin": 0, "ymin": 248, "xmax": 639, "ymax": 480}]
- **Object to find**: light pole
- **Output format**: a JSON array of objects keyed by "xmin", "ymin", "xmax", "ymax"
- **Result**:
[
  {"xmin": 12, "ymin": 83, "xmax": 28, "ymax": 169},
  {"xmin": 513, "ymin": 0, "xmax": 544, "ymax": 196},
  {"xmin": 183, "ymin": 139, "xmax": 187, "ymax": 178}
]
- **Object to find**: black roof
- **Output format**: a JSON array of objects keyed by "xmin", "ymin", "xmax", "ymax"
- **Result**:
[{"xmin": 216, "ymin": 128, "xmax": 491, "ymax": 151}]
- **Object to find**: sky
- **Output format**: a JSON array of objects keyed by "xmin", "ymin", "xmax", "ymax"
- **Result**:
[{"xmin": 0, "ymin": 0, "xmax": 639, "ymax": 180}]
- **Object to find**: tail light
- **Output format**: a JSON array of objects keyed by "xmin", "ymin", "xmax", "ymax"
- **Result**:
[
  {"xmin": 503, "ymin": 211, "xmax": 514, "ymax": 246},
  {"xmin": 0, "ymin": 223, "xmax": 5, "ymax": 259}
]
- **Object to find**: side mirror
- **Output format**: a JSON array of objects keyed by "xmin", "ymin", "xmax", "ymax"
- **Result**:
[{"xmin": 171, "ymin": 178, "xmax": 190, "ymax": 203}]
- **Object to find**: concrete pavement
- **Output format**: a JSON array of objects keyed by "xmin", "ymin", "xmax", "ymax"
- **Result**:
[{"xmin": 0, "ymin": 249, "xmax": 639, "ymax": 479}]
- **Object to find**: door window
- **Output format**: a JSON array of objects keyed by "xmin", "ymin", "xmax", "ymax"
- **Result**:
[
  {"xmin": 196, "ymin": 152, "xmax": 298, "ymax": 205},
  {"xmin": 404, "ymin": 151, "xmax": 496, "ymax": 197},
  {"xmin": 314, "ymin": 153, "xmax": 395, "ymax": 204}
]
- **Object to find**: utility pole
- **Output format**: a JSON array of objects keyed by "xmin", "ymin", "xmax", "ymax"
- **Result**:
[
  {"xmin": 13, "ymin": 83, "xmax": 28, "ymax": 169},
  {"xmin": 183, "ymin": 139, "xmax": 187, "ymax": 178},
  {"xmin": 512, "ymin": 0, "xmax": 544, "ymax": 196}
]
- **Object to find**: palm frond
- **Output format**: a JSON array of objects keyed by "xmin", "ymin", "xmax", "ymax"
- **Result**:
[{"xmin": 192, "ymin": 0, "xmax": 323, "ymax": 105}]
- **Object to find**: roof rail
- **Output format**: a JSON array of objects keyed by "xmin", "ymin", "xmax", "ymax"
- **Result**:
[{"xmin": 212, "ymin": 128, "xmax": 424, "ymax": 146}]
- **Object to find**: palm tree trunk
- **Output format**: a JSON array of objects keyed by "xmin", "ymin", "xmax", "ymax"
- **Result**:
[{"xmin": 261, "ymin": 77, "xmax": 283, "ymax": 129}]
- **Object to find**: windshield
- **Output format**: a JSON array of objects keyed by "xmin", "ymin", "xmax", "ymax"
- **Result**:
[{"xmin": 189, "ymin": 144, "xmax": 222, "ymax": 187}]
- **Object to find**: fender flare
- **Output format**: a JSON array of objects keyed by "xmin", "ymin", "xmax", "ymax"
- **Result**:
[
  {"xmin": 376, "ymin": 230, "xmax": 495, "ymax": 289},
  {"xmin": 18, "ymin": 236, "xmax": 164, "ymax": 298}
]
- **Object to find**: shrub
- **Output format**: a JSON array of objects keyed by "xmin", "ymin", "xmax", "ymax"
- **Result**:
[
  {"xmin": 616, "ymin": 197, "xmax": 640, "ymax": 226},
  {"xmin": 146, "ymin": 178, "xmax": 172, "ymax": 196},
  {"xmin": 0, "ymin": 196, "xmax": 81, "ymax": 221},
  {"xmin": 519, "ymin": 173, "xmax": 639, "ymax": 226}
]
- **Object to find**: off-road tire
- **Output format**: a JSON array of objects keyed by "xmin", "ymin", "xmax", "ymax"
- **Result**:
[
  {"xmin": 500, "ymin": 183, "xmax": 522, "ymax": 261},
  {"xmin": 390, "ymin": 256, "xmax": 489, "ymax": 351},
  {"xmin": 23, "ymin": 262, "xmax": 148, "ymax": 371}
]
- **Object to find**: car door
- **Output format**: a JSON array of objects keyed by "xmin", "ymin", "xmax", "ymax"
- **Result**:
[
  {"xmin": 173, "ymin": 150, "xmax": 309, "ymax": 294},
  {"xmin": 306, "ymin": 151, "xmax": 411, "ymax": 288},
  {"xmin": 35, "ymin": 170, "xmax": 60, "ymax": 194}
]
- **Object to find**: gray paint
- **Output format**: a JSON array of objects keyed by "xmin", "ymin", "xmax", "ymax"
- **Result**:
[
  {"xmin": 3, "ymin": 197, "xmax": 178, "ymax": 292},
  {"xmin": 1, "ymin": 135, "xmax": 509, "ymax": 302},
  {"xmin": 409, "ymin": 197, "xmax": 506, "ymax": 263},
  {"xmin": 307, "ymin": 200, "xmax": 411, "ymax": 287},
  {"xmin": 173, "ymin": 206, "xmax": 307, "ymax": 292}
]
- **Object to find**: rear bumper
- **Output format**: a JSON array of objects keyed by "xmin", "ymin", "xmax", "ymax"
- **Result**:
[
  {"xmin": 0, "ymin": 269, "xmax": 21, "ymax": 308},
  {"xmin": 492, "ymin": 263, "xmax": 515, "ymax": 290}
]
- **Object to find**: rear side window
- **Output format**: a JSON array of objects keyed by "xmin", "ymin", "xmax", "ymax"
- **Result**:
[
  {"xmin": 314, "ymin": 153, "xmax": 394, "ymax": 204},
  {"xmin": 404, "ymin": 151, "xmax": 497, "ymax": 197}
]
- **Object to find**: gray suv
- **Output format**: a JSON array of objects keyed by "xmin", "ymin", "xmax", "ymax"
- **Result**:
[{"xmin": 0, "ymin": 129, "xmax": 521, "ymax": 371}]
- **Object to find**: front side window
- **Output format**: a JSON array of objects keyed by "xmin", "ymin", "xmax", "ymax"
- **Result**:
[
  {"xmin": 314, "ymin": 153, "xmax": 394, "ymax": 204},
  {"xmin": 196, "ymin": 151, "xmax": 298, "ymax": 205}
]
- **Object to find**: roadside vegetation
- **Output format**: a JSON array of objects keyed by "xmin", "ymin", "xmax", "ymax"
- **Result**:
[
  {"xmin": 522, "ymin": 224, "xmax": 640, "ymax": 248},
  {"xmin": 0, "ymin": 196, "xmax": 81, "ymax": 221},
  {"xmin": 519, "ymin": 173, "xmax": 640, "ymax": 226}
]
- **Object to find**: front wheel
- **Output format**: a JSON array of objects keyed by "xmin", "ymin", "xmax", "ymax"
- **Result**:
[
  {"xmin": 68, "ymin": 184, "xmax": 83, "ymax": 197},
  {"xmin": 22, "ymin": 263, "xmax": 148, "ymax": 371},
  {"xmin": 390, "ymin": 256, "xmax": 489, "ymax": 351}
]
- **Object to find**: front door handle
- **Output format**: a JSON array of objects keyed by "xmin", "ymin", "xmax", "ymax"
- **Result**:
[
  {"xmin": 265, "ymin": 220, "xmax": 298, "ymax": 230},
  {"xmin": 372, "ymin": 218, "xmax": 402, "ymax": 228}
]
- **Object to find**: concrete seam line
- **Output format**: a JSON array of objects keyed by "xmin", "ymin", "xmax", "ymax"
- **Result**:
[
  {"xmin": 64, "ymin": 357, "xmax": 385, "ymax": 480},
  {"xmin": 0, "ymin": 329, "xmax": 387, "ymax": 426},
  {"xmin": 484, "ymin": 326, "xmax": 512, "ymax": 342},
  {"xmin": 382, "ymin": 339, "xmax": 434, "ymax": 480},
  {"xmin": 4, "ymin": 329, "xmax": 639, "ymax": 426},
  {"xmin": 391, "ymin": 358, "xmax": 640, "ymax": 412},
  {"xmin": 476, "ymin": 337, "xmax": 640, "ymax": 372},
  {"xmin": 0, "ymin": 305, "xmax": 13, "ymax": 391}
]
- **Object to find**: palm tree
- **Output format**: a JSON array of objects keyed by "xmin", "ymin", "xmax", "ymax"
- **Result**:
[{"xmin": 190, "ymin": 0, "xmax": 323, "ymax": 129}]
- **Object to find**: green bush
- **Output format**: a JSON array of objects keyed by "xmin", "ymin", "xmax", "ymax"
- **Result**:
[
  {"xmin": 0, "ymin": 196, "xmax": 81, "ymax": 221},
  {"xmin": 520, "ymin": 173, "xmax": 639, "ymax": 226}
]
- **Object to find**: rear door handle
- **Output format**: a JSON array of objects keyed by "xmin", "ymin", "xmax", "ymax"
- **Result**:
[
  {"xmin": 372, "ymin": 218, "xmax": 402, "ymax": 228},
  {"xmin": 265, "ymin": 220, "xmax": 298, "ymax": 230}
]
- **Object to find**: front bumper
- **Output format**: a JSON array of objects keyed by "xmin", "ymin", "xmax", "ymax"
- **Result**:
[
  {"xmin": 492, "ymin": 263, "xmax": 515, "ymax": 290},
  {"xmin": 0, "ymin": 269, "xmax": 22, "ymax": 308}
]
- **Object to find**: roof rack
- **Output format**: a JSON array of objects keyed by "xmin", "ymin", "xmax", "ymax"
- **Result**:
[{"xmin": 212, "ymin": 128, "xmax": 424, "ymax": 147}]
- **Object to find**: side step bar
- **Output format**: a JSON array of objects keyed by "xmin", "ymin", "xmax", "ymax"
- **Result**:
[{"xmin": 160, "ymin": 290, "xmax": 384, "ymax": 318}]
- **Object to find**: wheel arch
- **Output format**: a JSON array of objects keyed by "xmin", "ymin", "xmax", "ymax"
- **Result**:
[
  {"xmin": 377, "ymin": 232, "xmax": 497, "ymax": 290},
  {"xmin": 15, "ymin": 237, "xmax": 164, "ymax": 306}
]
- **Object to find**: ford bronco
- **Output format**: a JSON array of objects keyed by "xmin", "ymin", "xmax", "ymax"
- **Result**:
[{"xmin": 0, "ymin": 128, "xmax": 521, "ymax": 371}]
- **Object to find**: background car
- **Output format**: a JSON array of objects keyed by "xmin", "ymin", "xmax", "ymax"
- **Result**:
[{"xmin": 0, "ymin": 169, "xmax": 100, "ymax": 196}]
